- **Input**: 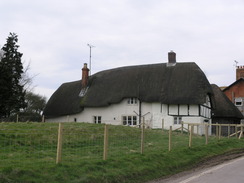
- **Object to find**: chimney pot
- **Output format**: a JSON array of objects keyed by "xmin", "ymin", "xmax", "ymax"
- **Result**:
[
  {"xmin": 168, "ymin": 51, "xmax": 176, "ymax": 63},
  {"xmin": 236, "ymin": 65, "xmax": 244, "ymax": 80},
  {"xmin": 82, "ymin": 63, "xmax": 89, "ymax": 88}
]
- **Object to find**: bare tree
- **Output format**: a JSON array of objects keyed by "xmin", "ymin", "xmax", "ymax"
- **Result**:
[{"xmin": 20, "ymin": 60, "xmax": 38, "ymax": 92}]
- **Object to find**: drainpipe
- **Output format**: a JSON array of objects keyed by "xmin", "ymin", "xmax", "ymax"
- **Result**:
[{"xmin": 139, "ymin": 100, "xmax": 142, "ymax": 127}]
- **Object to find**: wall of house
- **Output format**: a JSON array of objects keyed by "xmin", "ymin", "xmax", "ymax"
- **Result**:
[
  {"xmin": 161, "ymin": 115, "xmax": 210, "ymax": 135},
  {"xmin": 224, "ymin": 81, "xmax": 244, "ymax": 101},
  {"xmin": 47, "ymin": 99, "xmax": 146, "ymax": 125},
  {"xmin": 224, "ymin": 80, "xmax": 244, "ymax": 115},
  {"xmin": 46, "ymin": 98, "xmax": 211, "ymax": 135}
]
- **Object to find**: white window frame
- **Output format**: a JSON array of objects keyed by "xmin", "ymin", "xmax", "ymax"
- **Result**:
[
  {"xmin": 127, "ymin": 98, "xmax": 138, "ymax": 105},
  {"xmin": 174, "ymin": 116, "xmax": 182, "ymax": 125},
  {"xmin": 122, "ymin": 115, "xmax": 137, "ymax": 126},
  {"xmin": 93, "ymin": 116, "xmax": 102, "ymax": 124}
]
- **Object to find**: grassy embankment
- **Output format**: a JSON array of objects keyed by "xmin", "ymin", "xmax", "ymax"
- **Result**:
[{"xmin": 0, "ymin": 122, "xmax": 243, "ymax": 183}]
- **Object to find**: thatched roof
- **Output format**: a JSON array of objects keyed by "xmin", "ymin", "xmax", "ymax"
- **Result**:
[
  {"xmin": 211, "ymin": 84, "xmax": 243, "ymax": 119},
  {"xmin": 44, "ymin": 62, "xmax": 213, "ymax": 118},
  {"xmin": 43, "ymin": 80, "xmax": 83, "ymax": 117}
]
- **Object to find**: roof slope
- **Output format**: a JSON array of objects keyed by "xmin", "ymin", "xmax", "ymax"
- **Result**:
[
  {"xmin": 43, "ymin": 80, "xmax": 83, "ymax": 117},
  {"xmin": 83, "ymin": 62, "xmax": 213, "ymax": 106},
  {"xmin": 223, "ymin": 78, "xmax": 244, "ymax": 92},
  {"xmin": 44, "ymin": 62, "xmax": 213, "ymax": 117},
  {"xmin": 211, "ymin": 84, "xmax": 243, "ymax": 119}
]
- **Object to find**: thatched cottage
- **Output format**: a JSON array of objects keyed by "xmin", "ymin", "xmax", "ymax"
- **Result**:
[{"xmin": 44, "ymin": 52, "xmax": 215, "ymax": 134}]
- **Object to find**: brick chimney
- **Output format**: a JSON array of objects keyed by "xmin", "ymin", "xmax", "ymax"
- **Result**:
[
  {"xmin": 82, "ymin": 63, "xmax": 89, "ymax": 88},
  {"xmin": 236, "ymin": 65, "xmax": 244, "ymax": 80},
  {"xmin": 168, "ymin": 51, "xmax": 176, "ymax": 63},
  {"xmin": 167, "ymin": 51, "xmax": 176, "ymax": 67}
]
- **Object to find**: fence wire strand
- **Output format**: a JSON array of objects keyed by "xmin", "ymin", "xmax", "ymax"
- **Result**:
[{"xmin": 0, "ymin": 122, "xmax": 242, "ymax": 168}]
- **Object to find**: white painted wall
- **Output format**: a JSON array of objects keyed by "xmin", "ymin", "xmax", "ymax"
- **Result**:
[
  {"xmin": 47, "ymin": 99, "xmax": 142, "ymax": 125},
  {"xmin": 46, "ymin": 98, "xmax": 211, "ymax": 135}
]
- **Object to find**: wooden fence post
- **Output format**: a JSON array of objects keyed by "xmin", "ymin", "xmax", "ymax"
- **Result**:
[
  {"xmin": 181, "ymin": 122, "xmax": 184, "ymax": 134},
  {"xmin": 239, "ymin": 125, "xmax": 243, "ymax": 139},
  {"xmin": 218, "ymin": 124, "xmax": 221, "ymax": 140},
  {"xmin": 141, "ymin": 117, "xmax": 145, "ymax": 154},
  {"xmin": 228, "ymin": 124, "xmax": 230, "ymax": 139},
  {"xmin": 103, "ymin": 124, "xmax": 109, "ymax": 160},
  {"xmin": 205, "ymin": 124, "xmax": 208, "ymax": 145},
  {"xmin": 235, "ymin": 125, "xmax": 238, "ymax": 138},
  {"xmin": 16, "ymin": 114, "xmax": 19, "ymax": 122},
  {"xmin": 162, "ymin": 119, "xmax": 164, "ymax": 134},
  {"xmin": 216, "ymin": 123, "xmax": 218, "ymax": 137},
  {"xmin": 56, "ymin": 123, "xmax": 63, "ymax": 164},
  {"xmin": 189, "ymin": 125, "xmax": 193, "ymax": 148},
  {"xmin": 42, "ymin": 115, "xmax": 45, "ymax": 122},
  {"xmin": 169, "ymin": 126, "xmax": 172, "ymax": 151}
]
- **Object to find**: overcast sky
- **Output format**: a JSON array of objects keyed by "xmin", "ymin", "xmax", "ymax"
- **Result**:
[{"xmin": 1, "ymin": 0, "xmax": 244, "ymax": 100}]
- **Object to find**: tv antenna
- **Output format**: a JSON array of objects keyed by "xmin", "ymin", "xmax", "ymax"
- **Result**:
[
  {"xmin": 234, "ymin": 60, "xmax": 238, "ymax": 66},
  {"xmin": 87, "ymin": 44, "xmax": 95, "ymax": 76}
]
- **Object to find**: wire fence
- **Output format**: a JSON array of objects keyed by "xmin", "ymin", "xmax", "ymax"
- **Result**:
[
  {"xmin": 0, "ymin": 114, "xmax": 44, "ymax": 123},
  {"xmin": 0, "ymin": 122, "xmax": 243, "ymax": 169},
  {"xmin": 0, "ymin": 123, "xmax": 58, "ymax": 168},
  {"xmin": 61, "ymin": 123, "xmax": 104, "ymax": 163}
]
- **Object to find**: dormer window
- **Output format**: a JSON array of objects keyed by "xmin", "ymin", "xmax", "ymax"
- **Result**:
[
  {"xmin": 79, "ymin": 87, "xmax": 88, "ymax": 97},
  {"xmin": 127, "ymin": 98, "xmax": 138, "ymax": 105}
]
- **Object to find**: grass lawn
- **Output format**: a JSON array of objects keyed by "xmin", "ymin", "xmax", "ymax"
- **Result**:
[{"xmin": 0, "ymin": 122, "xmax": 243, "ymax": 183}]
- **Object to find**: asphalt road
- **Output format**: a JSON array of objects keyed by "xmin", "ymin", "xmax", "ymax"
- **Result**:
[{"xmin": 158, "ymin": 156, "xmax": 244, "ymax": 183}]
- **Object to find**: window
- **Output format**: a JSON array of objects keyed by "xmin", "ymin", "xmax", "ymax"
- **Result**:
[
  {"xmin": 123, "ymin": 116, "xmax": 127, "ymax": 125},
  {"xmin": 93, "ymin": 116, "xmax": 101, "ymax": 124},
  {"xmin": 174, "ymin": 116, "xmax": 182, "ymax": 125},
  {"xmin": 128, "ymin": 116, "xmax": 132, "ymax": 125},
  {"xmin": 200, "ymin": 105, "xmax": 211, "ymax": 118},
  {"xmin": 200, "ymin": 95, "xmax": 212, "ymax": 118},
  {"xmin": 235, "ymin": 98, "xmax": 243, "ymax": 106},
  {"xmin": 133, "ymin": 116, "xmax": 137, "ymax": 125},
  {"xmin": 127, "ymin": 98, "xmax": 138, "ymax": 105},
  {"xmin": 122, "ymin": 116, "xmax": 137, "ymax": 126}
]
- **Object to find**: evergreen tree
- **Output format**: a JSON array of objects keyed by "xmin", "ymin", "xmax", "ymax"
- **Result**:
[{"xmin": 0, "ymin": 33, "xmax": 26, "ymax": 119}]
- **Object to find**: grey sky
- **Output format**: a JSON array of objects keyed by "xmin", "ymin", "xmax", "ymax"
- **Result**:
[{"xmin": 1, "ymin": 0, "xmax": 244, "ymax": 99}]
